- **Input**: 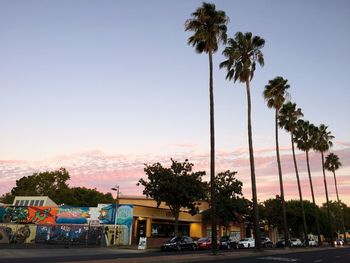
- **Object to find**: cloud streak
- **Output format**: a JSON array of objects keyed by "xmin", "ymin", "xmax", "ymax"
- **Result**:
[{"xmin": 1, "ymin": 145, "xmax": 349, "ymax": 205}]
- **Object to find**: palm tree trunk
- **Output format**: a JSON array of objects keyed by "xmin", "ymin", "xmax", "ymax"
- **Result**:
[
  {"xmin": 332, "ymin": 170, "xmax": 347, "ymax": 244},
  {"xmin": 321, "ymin": 152, "xmax": 333, "ymax": 246},
  {"xmin": 275, "ymin": 109, "xmax": 289, "ymax": 247},
  {"xmin": 306, "ymin": 150, "xmax": 322, "ymax": 245},
  {"xmin": 245, "ymin": 78, "xmax": 260, "ymax": 249},
  {"xmin": 208, "ymin": 50, "xmax": 217, "ymax": 254},
  {"xmin": 291, "ymin": 132, "xmax": 308, "ymax": 246}
]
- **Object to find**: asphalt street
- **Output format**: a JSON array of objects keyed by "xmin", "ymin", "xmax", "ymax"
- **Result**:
[{"xmin": 0, "ymin": 246, "xmax": 348, "ymax": 263}]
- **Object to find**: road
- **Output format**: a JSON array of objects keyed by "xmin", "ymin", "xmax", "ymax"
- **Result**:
[{"xmin": 0, "ymin": 246, "xmax": 348, "ymax": 263}]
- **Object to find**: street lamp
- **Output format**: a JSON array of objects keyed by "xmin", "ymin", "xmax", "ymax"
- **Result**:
[{"xmin": 111, "ymin": 185, "xmax": 119, "ymax": 246}]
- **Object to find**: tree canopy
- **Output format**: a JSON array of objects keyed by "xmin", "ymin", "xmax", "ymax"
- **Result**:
[
  {"xmin": 0, "ymin": 168, "xmax": 114, "ymax": 206},
  {"xmin": 138, "ymin": 159, "xmax": 207, "ymax": 235}
]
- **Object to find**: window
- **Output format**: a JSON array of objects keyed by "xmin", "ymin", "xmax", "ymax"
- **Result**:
[
  {"xmin": 34, "ymin": 200, "xmax": 40, "ymax": 206},
  {"xmin": 151, "ymin": 221, "xmax": 189, "ymax": 237},
  {"xmin": 30, "ymin": 200, "xmax": 35, "ymax": 206},
  {"xmin": 19, "ymin": 200, "xmax": 25, "ymax": 206},
  {"xmin": 24, "ymin": 200, "xmax": 29, "ymax": 206},
  {"xmin": 39, "ymin": 200, "xmax": 44, "ymax": 206},
  {"xmin": 15, "ymin": 200, "xmax": 20, "ymax": 206}
]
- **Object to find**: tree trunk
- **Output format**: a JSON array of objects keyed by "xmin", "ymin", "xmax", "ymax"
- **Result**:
[
  {"xmin": 306, "ymin": 150, "xmax": 322, "ymax": 245},
  {"xmin": 275, "ymin": 109, "xmax": 289, "ymax": 247},
  {"xmin": 208, "ymin": 50, "xmax": 217, "ymax": 254},
  {"xmin": 245, "ymin": 79, "xmax": 260, "ymax": 249},
  {"xmin": 321, "ymin": 152, "xmax": 333, "ymax": 246},
  {"xmin": 291, "ymin": 132, "xmax": 308, "ymax": 246},
  {"xmin": 332, "ymin": 170, "xmax": 347, "ymax": 244},
  {"xmin": 174, "ymin": 211, "xmax": 179, "ymax": 236}
]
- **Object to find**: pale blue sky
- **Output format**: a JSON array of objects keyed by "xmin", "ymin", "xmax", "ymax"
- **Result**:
[{"xmin": 1, "ymin": 0, "xmax": 350, "ymax": 203}]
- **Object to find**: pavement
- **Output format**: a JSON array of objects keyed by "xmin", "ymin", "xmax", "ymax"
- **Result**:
[{"xmin": 0, "ymin": 245, "xmax": 346, "ymax": 263}]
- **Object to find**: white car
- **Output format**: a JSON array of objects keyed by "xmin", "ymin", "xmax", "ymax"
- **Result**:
[
  {"xmin": 290, "ymin": 238, "xmax": 302, "ymax": 247},
  {"xmin": 238, "ymin": 238, "xmax": 255, "ymax": 248},
  {"xmin": 307, "ymin": 239, "xmax": 317, "ymax": 246}
]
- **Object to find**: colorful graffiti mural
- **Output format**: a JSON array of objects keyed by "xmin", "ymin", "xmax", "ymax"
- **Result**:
[{"xmin": 0, "ymin": 224, "xmax": 36, "ymax": 244}]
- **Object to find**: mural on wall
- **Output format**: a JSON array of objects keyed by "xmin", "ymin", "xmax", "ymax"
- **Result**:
[
  {"xmin": 0, "ymin": 224, "xmax": 36, "ymax": 244},
  {"xmin": 28, "ymin": 207, "xmax": 57, "ymax": 224},
  {"xmin": 116, "ymin": 205, "xmax": 133, "ymax": 245},
  {"xmin": 0, "ymin": 205, "xmax": 118, "ymax": 225},
  {"xmin": 35, "ymin": 224, "xmax": 103, "ymax": 245},
  {"xmin": 1, "ymin": 207, "xmax": 29, "ymax": 223}
]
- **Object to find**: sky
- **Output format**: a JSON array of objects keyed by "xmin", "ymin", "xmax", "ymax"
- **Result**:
[{"xmin": 0, "ymin": 0, "xmax": 349, "ymax": 206}]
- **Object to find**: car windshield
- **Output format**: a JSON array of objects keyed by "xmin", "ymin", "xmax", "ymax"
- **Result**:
[
  {"xmin": 198, "ymin": 238, "xmax": 209, "ymax": 242},
  {"xmin": 240, "ymin": 238, "xmax": 249, "ymax": 241},
  {"xmin": 169, "ymin": 237, "xmax": 180, "ymax": 242}
]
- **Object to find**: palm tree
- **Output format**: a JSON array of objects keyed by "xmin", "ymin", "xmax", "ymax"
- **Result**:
[
  {"xmin": 220, "ymin": 32, "xmax": 264, "ymax": 248},
  {"xmin": 263, "ymin": 77, "xmax": 291, "ymax": 247},
  {"xmin": 314, "ymin": 124, "xmax": 334, "ymax": 245},
  {"xmin": 294, "ymin": 120, "xmax": 322, "ymax": 245},
  {"xmin": 279, "ymin": 102, "xmax": 308, "ymax": 246},
  {"xmin": 325, "ymin": 153, "xmax": 347, "ymax": 244},
  {"xmin": 185, "ymin": 3, "xmax": 228, "ymax": 253}
]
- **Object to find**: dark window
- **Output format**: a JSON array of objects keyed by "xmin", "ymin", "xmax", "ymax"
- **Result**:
[
  {"xmin": 19, "ymin": 200, "xmax": 25, "ymax": 206},
  {"xmin": 34, "ymin": 200, "xmax": 40, "ymax": 206},
  {"xmin": 30, "ymin": 200, "xmax": 35, "ymax": 206},
  {"xmin": 24, "ymin": 200, "xmax": 29, "ymax": 206},
  {"xmin": 39, "ymin": 200, "xmax": 44, "ymax": 206},
  {"xmin": 151, "ymin": 222, "xmax": 189, "ymax": 237},
  {"xmin": 15, "ymin": 200, "xmax": 20, "ymax": 206}
]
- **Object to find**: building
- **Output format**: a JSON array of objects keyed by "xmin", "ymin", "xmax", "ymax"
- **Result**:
[{"xmin": 12, "ymin": 196, "xmax": 57, "ymax": 207}]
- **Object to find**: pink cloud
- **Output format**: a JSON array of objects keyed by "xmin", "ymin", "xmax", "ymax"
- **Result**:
[{"xmin": 1, "ymin": 147, "xmax": 349, "ymax": 206}]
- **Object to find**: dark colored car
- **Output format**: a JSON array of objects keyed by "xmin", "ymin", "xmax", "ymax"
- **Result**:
[
  {"xmin": 197, "ymin": 237, "xmax": 220, "ymax": 250},
  {"xmin": 161, "ymin": 236, "xmax": 197, "ymax": 251},
  {"xmin": 275, "ymin": 239, "xmax": 286, "ymax": 248},
  {"xmin": 260, "ymin": 237, "xmax": 274, "ymax": 248},
  {"xmin": 219, "ymin": 236, "xmax": 238, "ymax": 249}
]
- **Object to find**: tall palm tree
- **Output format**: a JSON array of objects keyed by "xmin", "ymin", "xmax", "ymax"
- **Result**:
[
  {"xmin": 279, "ymin": 102, "xmax": 308, "ymax": 246},
  {"xmin": 220, "ymin": 32, "xmax": 265, "ymax": 248},
  {"xmin": 185, "ymin": 3, "xmax": 228, "ymax": 253},
  {"xmin": 314, "ymin": 124, "xmax": 334, "ymax": 245},
  {"xmin": 263, "ymin": 76, "xmax": 290, "ymax": 247},
  {"xmin": 325, "ymin": 153, "xmax": 347, "ymax": 244},
  {"xmin": 294, "ymin": 120, "xmax": 322, "ymax": 245}
]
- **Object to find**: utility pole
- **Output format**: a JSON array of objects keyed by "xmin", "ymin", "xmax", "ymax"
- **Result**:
[{"xmin": 111, "ymin": 185, "xmax": 119, "ymax": 246}]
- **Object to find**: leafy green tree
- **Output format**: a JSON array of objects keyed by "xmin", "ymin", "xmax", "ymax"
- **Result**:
[
  {"xmin": 185, "ymin": 2, "xmax": 228, "ymax": 252},
  {"xmin": 138, "ymin": 159, "xmax": 207, "ymax": 236},
  {"xmin": 314, "ymin": 124, "xmax": 334, "ymax": 244},
  {"xmin": 263, "ymin": 76, "xmax": 291, "ymax": 246},
  {"xmin": 62, "ymin": 187, "xmax": 114, "ymax": 207},
  {"xmin": 325, "ymin": 153, "xmax": 346, "ymax": 243},
  {"xmin": 10, "ymin": 167, "xmax": 70, "ymax": 204},
  {"xmin": 294, "ymin": 119, "xmax": 322, "ymax": 244},
  {"xmin": 2, "ymin": 168, "xmax": 115, "ymax": 207},
  {"xmin": 204, "ymin": 170, "xmax": 249, "ymax": 235},
  {"xmin": 279, "ymin": 102, "xmax": 308, "ymax": 245},
  {"xmin": 0, "ymin": 192, "xmax": 15, "ymax": 204},
  {"xmin": 220, "ymin": 32, "xmax": 265, "ymax": 248}
]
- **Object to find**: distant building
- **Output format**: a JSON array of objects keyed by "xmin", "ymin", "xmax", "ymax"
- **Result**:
[{"xmin": 12, "ymin": 196, "xmax": 57, "ymax": 207}]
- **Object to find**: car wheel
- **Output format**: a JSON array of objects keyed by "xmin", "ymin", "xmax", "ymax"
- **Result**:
[
  {"xmin": 177, "ymin": 246, "xmax": 181, "ymax": 251},
  {"xmin": 227, "ymin": 244, "xmax": 231, "ymax": 249},
  {"xmin": 248, "ymin": 244, "xmax": 250, "ymax": 248}
]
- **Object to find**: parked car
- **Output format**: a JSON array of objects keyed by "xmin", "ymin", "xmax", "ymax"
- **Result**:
[
  {"xmin": 238, "ymin": 238, "xmax": 255, "ymax": 248},
  {"xmin": 290, "ymin": 238, "xmax": 303, "ymax": 247},
  {"xmin": 275, "ymin": 239, "xmax": 286, "ymax": 248},
  {"xmin": 219, "ymin": 236, "xmax": 238, "ymax": 249},
  {"xmin": 305, "ymin": 239, "xmax": 317, "ymax": 247},
  {"xmin": 197, "ymin": 237, "xmax": 220, "ymax": 250},
  {"xmin": 161, "ymin": 236, "xmax": 197, "ymax": 251},
  {"xmin": 334, "ymin": 238, "xmax": 344, "ymax": 246},
  {"xmin": 260, "ymin": 237, "xmax": 274, "ymax": 248}
]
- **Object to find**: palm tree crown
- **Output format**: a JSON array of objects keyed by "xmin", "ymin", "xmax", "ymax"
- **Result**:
[
  {"xmin": 314, "ymin": 124, "xmax": 334, "ymax": 153},
  {"xmin": 264, "ymin": 77, "xmax": 290, "ymax": 111},
  {"xmin": 325, "ymin": 153, "xmax": 342, "ymax": 172},
  {"xmin": 185, "ymin": 2, "xmax": 228, "ymax": 54},
  {"xmin": 279, "ymin": 102, "xmax": 303, "ymax": 133},
  {"xmin": 294, "ymin": 120, "xmax": 318, "ymax": 152},
  {"xmin": 220, "ymin": 32, "xmax": 264, "ymax": 82}
]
